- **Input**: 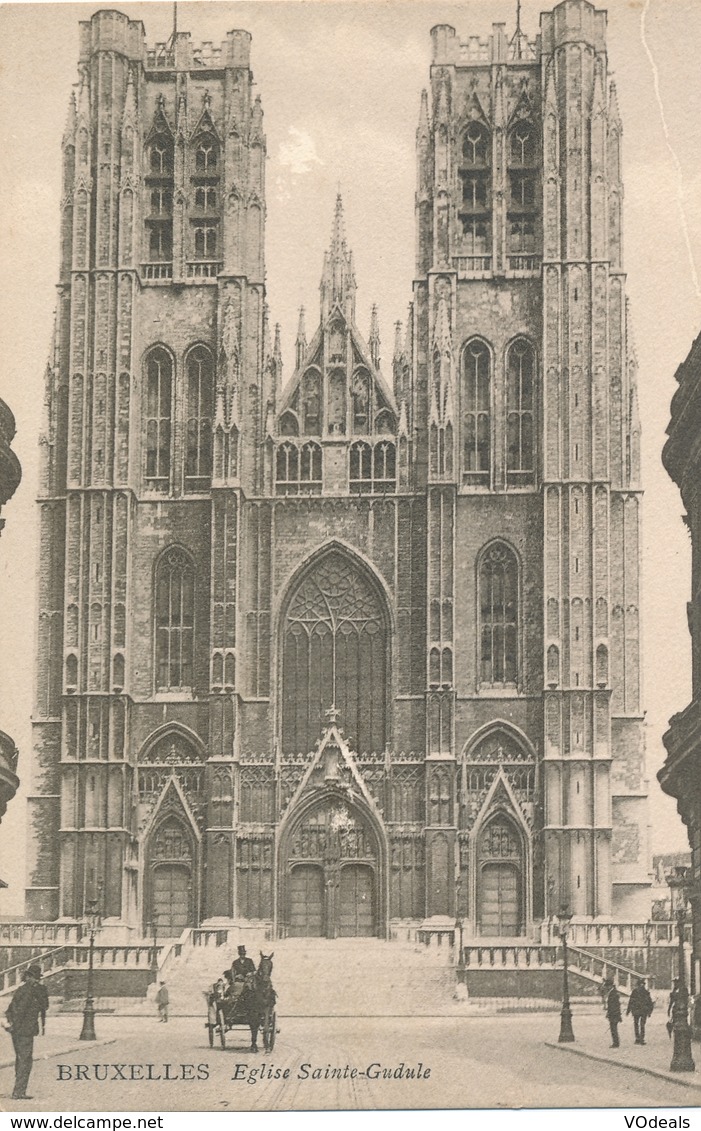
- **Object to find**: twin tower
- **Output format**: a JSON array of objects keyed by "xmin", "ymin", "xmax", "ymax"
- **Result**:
[{"xmin": 28, "ymin": 1, "xmax": 650, "ymax": 940}]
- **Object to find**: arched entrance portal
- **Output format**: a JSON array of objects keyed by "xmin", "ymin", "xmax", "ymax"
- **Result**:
[
  {"xmin": 282, "ymin": 796, "xmax": 379, "ymax": 938},
  {"xmin": 145, "ymin": 811, "xmax": 198, "ymax": 936},
  {"xmin": 477, "ymin": 815, "xmax": 525, "ymax": 937}
]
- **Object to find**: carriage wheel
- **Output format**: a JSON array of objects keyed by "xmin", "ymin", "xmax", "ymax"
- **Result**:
[
  {"xmin": 264, "ymin": 1010, "xmax": 277, "ymax": 1052},
  {"xmin": 207, "ymin": 1024, "xmax": 214, "ymax": 1048},
  {"xmin": 217, "ymin": 1007, "xmax": 227, "ymax": 1049}
]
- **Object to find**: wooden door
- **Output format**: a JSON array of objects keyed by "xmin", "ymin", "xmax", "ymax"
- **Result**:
[
  {"xmin": 152, "ymin": 864, "xmax": 191, "ymax": 935},
  {"xmin": 338, "ymin": 864, "xmax": 374, "ymax": 937},
  {"xmin": 289, "ymin": 864, "xmax": 324, "ymax": 937},
  {"xmin": 478, "ymin": 862, "xmax": 520, "ymax": 937}
]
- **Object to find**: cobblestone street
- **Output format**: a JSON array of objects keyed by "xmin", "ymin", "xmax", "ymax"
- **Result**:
[{"xmin": 0, "ymin": 1010, "xmax": 696, "ymax": 1112}]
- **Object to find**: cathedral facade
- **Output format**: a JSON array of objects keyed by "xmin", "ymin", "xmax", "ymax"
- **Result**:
[{"xmin": 27, "ymin": 0, "xmax": 651, "ymax": 940}]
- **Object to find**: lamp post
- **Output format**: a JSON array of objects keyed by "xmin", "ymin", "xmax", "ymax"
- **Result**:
[
  {"xmin": 556, "ymin": 906, "xmax": 575, "ymax": 1043},
  {"xmin": 149, "ymin": 915, "xmax": 159, "ymax": 985},
  {"xmin": 79, "ymin": 896, "xmax": 101, "ymax": 1041},
  {"xmin": 667, "ymin": 867, "xmax": 695, "ymax": 1073}
]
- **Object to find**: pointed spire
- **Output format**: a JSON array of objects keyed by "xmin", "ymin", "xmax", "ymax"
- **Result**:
[
  {"xmin": 330, "ymin": 192, "xmax": 346, "ymax": 259},
  {"xmin": 77, "ymin": 68, "xmax": 90, "ymax": 124},
  {"xmin": 393, "ymin": 321, "xmax": 403, "ymax": 362},
  {"xmin": 433, "ymin": 295, "xmax": 452, "ymax": 353},
  {"xmin": 436, "ymin": 80, "xmax": 450, "ymax": 124},
  {"xmin": 295, "ymin": 305, "xmax": 307, "ymax": 370},
  {"xmin": 320, "ymin": 193, "xmax": 357, "ymax": 323},
  {"xmin": 398, "ymin": 399, "xmax": 409, "ymax": 439},
  {"xmin": 250, "ymin": 94, "xmax": 264, "ymax": 140},
  {"xmin": 63, "ymin": 90, "xmax": 77, "ymax": 146},
  {"xmin": 121, "ymin": 68, "xmax": 137, "ymax": 127},
  {"xmin": 273, "ymin": 322, "xmax": 283, "ymax": 371},
  {"xmin": 417, "ymin": 88, "xmax": 430, "ymax": 139},
  {"xmin": 609, "ymin": 80, "xmax": 622, "ymax": 129},
  {"xmin": 369, "ymin": 304, "xmax": 381, "ymax": 368}
]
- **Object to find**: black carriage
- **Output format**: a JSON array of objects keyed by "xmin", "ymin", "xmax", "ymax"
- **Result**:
[{"xmin": 205, "ymin": 956, "xmax": 277, "ymax": 1052}]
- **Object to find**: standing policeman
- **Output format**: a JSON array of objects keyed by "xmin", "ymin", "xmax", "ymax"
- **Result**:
[{"xmin": 5, "ymin": 964, "xmax": 49, "ymax": 1100}]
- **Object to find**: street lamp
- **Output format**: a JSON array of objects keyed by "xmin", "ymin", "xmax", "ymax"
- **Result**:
[
  {"xmin": 79, "ymin": 895, "xmax": 101, "ymax": 1041},
  {"xmin": 149, "ymin": 914, "xmax": 159, "ymax": 984},
  {"xmin": 556, "ymin": 905, "xmax": 575, "ymax": 1043},
  {"xmin": 667, "ymin": 867, "xmax": 695, "ymax": 1073}
]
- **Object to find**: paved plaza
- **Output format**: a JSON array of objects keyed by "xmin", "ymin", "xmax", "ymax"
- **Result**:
[{"xmin": 0, "ymin": 1009, "xmax": 696, "ymax": 1112}]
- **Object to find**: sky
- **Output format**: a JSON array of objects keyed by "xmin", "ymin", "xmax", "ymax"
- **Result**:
[{"xmin": 0, "ymin": 0, "xmax": 699, "ymax": 915}]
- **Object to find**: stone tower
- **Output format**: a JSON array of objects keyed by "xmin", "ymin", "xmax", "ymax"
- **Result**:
[
  {"xmin": 413, "ymin": 0, "xmax": 648, "ymax": 924},
  {"xmin": 27, "ymin": 0, "xmax": 649, "ymax": 937}
]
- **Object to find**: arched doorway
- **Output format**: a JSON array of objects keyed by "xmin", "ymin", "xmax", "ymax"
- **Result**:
[
  {"xmin": 281, "ymin": 550, "xmax": 389, "ymax": 755},
  {"xmin": 281, "ymin": 796, "xmax": 379, "ymax": 938},
  {"xmin": 145, "ymin": 811, "xmax": 198, "ymax": 936},
  {"xmin": 477, "ymin": 815, "xmax": 525, "ymax": 937}
]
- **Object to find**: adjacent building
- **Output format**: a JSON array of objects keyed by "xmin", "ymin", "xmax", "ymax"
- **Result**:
[
  {"xmin": 0, "ymin": 397, "xmax": 22, "ymax": 883},
  {"xmin": 660, "ymin": 330, "xmax": 701, "ymax": 994},
  {"xmin": 26, "ymin": 0, "xmax": 651, "ymax": 938}
]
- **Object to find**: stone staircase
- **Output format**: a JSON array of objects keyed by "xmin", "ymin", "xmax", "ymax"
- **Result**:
[{"xmin": 147, "ymin": 936, "xmax": 459, "ymax": 1017}]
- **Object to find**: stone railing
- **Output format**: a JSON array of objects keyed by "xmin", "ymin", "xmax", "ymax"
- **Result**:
[
  {"xmin": 0, "ymin": 923, "xmax": 83, "ymax": 945},
  {"xmin": 142, "ymin": 262, "xmax": 173, "ymax": 280},
  {"xmin": 454, "ymin": 255, "xmax": 492, "ymax": 277},
  {"xmin": 543, "ymin": 921, "xmax": 677, "ymax": 947},
  {"xmin": 0, "ymin": 946, "xmax": 72, "ymax": 996},
  {"xmin": 461, "ymin": 945, "xmax": 558, "ymax": 969},
  {"xmin": 566, "ymin": 944, "xmax": 641, "ymax": 995},
  {"xmin": 186, "ymin": 261, "xmax": 221, "ymax": 279},
  {"xmin": 508, "ymin": 254, "xmax": 541, "ymax": 272}
]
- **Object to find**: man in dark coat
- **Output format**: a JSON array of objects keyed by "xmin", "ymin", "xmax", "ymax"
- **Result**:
[
  {"xmin": 230, "ymin": 946, "xmax": 255, "ymax": 982},
  {"xmin": 5, "ymin": 965, "xmax": 49, "ymax": 1100},
  {"xmin": 627, "ymin": 977, "xmax": 654, "ymax": 1044},
  {"xmin": 603, "ymin": 977, "xmax": 622, "ymax": 1048}
]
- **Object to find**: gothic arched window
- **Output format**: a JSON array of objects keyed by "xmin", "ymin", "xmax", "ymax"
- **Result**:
[
  {"xmin": 479, "ymin": 542, "xmax": 519, "ymax": 686},
  {"xmin": 282, "ymin": 552, "xmax": 388, "ymax": 755},
  {"xmin": 506, "ymin": 338, "xmax": 535, "ymax": 485},
  {"xmin": 144, "ymin": 348, "xmax": 173, "ymax": 488},
  {"xmin": 145, "ymin": 135, "xmax": 174, "ymax": 267},
  {"xmin": 155, "ymin": 547, "xmax": 195, "ymax": 690},
  {"xmin": 190, "ymin": 133, "xmax": 220, "ymax": 267},
  {"xmin": 462, "ymin": 339, "xmax": 491, "ymax": 485},
  {"xmin": 459, "ymin": 123, "xmax": 491, "ymax": 258},
  {"xmin": 194, "ymin": 135, "xmax": 218, "ymax": 174},
  {"xmin": 184, "ymin": 346, "xmax": 213, "ymax": 490},
  {"xmin": 507, "ymin": 122, "xmax": 540, "ymax": 266},
  {"xmin": 276, "ymin": 441, "xmax": 322, "ymax": 495}
]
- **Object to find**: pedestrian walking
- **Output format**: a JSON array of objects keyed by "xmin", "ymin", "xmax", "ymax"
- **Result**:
[
  {"xmin": 667, "ymin": 977, "xmax": 680, "ymax": 1038},
  {"xmin": 4, "ymin": 964, "xmax": 49, "ymax": 1100},
  {"xmin": 603, "ymin": 977, "xmax": 622, "ymax": 1048},
  {"xmin": 626, "ymin": 977, "xmax": 654, "ymax": 1044},
  {"xmin": 156, "ymin": 980, "xmax": 169, "ymax": 1023}
]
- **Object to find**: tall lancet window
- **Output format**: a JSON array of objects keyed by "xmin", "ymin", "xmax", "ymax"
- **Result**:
[
  {"xmin": 478, "ymin": 542, "xmax": 519, "ymax": 687},
  {"xmin": 458, "ymin": 122, "xmax": 491, "ymax": 260},
  {"xmin": 184, "ymin": 346, "xmax": 213, "ymax": 491},
  {"xmin": 155, "ymin": 547, "xmax": 195, "ymax": 690},
  {"xmin": 506, "ymin": 339, "xmax": 535, "ymax": 486},
  {"xmin": 507, "ymin": 121, "xmax": 540, "ymax": 267},
  {"xmin": 191, "ymin": 132, "xmax": 221, "ymax": 270},
  {"xmin": 144, "ymin": 348, "xmax": 173, "ymax": 489},
  {"xmin": 145, "ymin": 133, "xmax": 174, "ymax": 271},
  {"xmin": 462, "ymin": 339, "xmax": 491, "ymax": 485},
  {"xmin": 282, "ymin": 552, "xmax": 387, "ymax": 755}
]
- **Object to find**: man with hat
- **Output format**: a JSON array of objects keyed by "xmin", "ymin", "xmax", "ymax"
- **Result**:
[
  {"xmin": 5, "ymin": 964, "xmax": 49, "ymax": 1100},
  {"xmin": 230, "ymin": 945, "xmax": 256, "ymax": 982},
  {"xmin": 602, "ymin": 977, "xmax": 622, "ymax": 1048}
]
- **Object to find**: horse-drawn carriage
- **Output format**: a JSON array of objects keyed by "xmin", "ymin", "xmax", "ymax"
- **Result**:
[{"xmin": 205, "ymin": 952, "xmax": 277, "ymax": 1052}]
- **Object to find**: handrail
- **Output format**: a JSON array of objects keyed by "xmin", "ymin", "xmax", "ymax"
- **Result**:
[{"xmin": 0, "ymin": 946, "xmax": 74, "ymax": 996}]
